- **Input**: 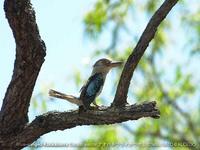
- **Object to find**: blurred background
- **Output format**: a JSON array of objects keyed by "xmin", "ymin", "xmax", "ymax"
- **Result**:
[{"xmin": 0, "ymin": 0, "xmax": 200, "ymax": 149}]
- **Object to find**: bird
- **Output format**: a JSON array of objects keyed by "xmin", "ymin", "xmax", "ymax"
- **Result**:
[
  {"xmin": 48, "ymin": 58, "xmax": 123, "ymax": 111},
  {"xmin": 79, "ymin": 58, "xmax": 123, "ymax": 110}
]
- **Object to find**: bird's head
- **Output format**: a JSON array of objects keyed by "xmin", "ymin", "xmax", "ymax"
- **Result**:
[{"xmin": 92, "ymin": 58, "xmax": 123, "ymax": 75}]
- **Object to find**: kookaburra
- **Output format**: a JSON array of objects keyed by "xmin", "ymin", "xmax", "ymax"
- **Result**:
[
  {"xmin": 49, "ymin": 58, "xmax": 122, "ymax": 110},
  {"xmin": 79, "ymin": 58, "xmax": 122, "ymax": 109}
]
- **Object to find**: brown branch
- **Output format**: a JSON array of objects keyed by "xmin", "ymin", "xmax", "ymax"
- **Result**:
[
  {"xmin": 0, "ymin": 0, "xmax": 46, "ymax": 135},
  {"xmin": 113, "ymin": 0, "xmax": 179, "ymax": 106},
  {"xmin": 1, "ymin": 101, "xmax": 160, "ymax": 149}
]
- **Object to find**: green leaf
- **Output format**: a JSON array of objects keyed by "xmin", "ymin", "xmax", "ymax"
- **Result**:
[
  {"xmin": 32, "ymin": 99, "xmax": 38, "ymax": 110},
  {"xmin": 41, "ymin": 100, "xmax": 47, "ymax": 111},
  {"xmin": 175, "ymin": 66, "xmax": 182, "ymax": 83}
]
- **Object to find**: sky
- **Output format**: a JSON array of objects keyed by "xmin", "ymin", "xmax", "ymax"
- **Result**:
[
  {"xmin": 0, "ymin": 0, "xmax": 199, "ymax": 150},
  {"xmin": 0, "ymin": 1, "xmax": 96, "ymax": 104}
]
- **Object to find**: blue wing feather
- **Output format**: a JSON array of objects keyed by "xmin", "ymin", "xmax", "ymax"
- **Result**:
[{"xmin": 80, "ymin": 73, "xmax": 104, "ymax": 108}]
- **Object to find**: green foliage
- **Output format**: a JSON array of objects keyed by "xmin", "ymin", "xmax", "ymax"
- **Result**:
[
  {"xmin": 145, "ymin": 0, "xmax": 160, "ymax": 14},
  {"xmin": 84, "ymin": 0, "xmax": 133, "ymax": 39},
  {"xmin": 80, "ymin": 0, "xmax": 200, "ymax": 149},
  {"xmin": 78, "ymin": 126, "xmax": 126, "ymax": 150},
  {"xmin": 73, "ymin": 69, "xmax": 83, "ymax": 88},
  {"xmin": 181, "ymin": 6, "xmax": 200, "ymax": 55},
  {"xmin": 84, "ymin": 0, "xmax": 108, "ymax": 38},
  {"xmin": 31, "ymin": 94, "xmax": 47, "ymax": 113},
  {"xmin": 31, "ymin": 83, "xmax": 54, "ymax": 114}
]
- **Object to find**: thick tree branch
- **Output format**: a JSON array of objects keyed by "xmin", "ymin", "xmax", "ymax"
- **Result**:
[
  {"xmin": 0, "ymin": 0, "xmax": 46, "ymax": 135},
  {"xmin": 113, "ymin": 0, "xmax": 179, "ymax": 106},
  {"xmin": 2, "ymin": 101, "xmax": 159, "ymax": 149}
]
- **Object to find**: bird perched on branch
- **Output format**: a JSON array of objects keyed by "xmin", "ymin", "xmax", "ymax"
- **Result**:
[
  {"xmin": 79, "ymin": 58, "xmax": 123, "ymax": 110},
  {"xmin": 49, "ymin": 58, "xmax": 122, "ymax": 111}
]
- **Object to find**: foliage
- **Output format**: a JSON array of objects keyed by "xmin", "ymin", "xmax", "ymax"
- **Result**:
[
  {"xmin": 80, "ymin": 0, "xmax": 200, "ymax": 149},
  {"xmin": 78, "ymin": 126, "xmax": 127, "ymax": 150}
]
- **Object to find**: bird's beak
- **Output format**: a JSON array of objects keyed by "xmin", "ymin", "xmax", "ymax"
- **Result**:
[{"xmin": 109, "ymin": 61, "xmax": 123, "ymax": 68}]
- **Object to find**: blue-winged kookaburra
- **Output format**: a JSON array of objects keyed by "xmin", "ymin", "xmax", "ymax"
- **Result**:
[
  {"xmin": 48, "ymin": 58, "xmax": 122, "ymax": 110},
  {"xmin": 79, "ymin": 58, "xmax": 123, "ymax": 109}
]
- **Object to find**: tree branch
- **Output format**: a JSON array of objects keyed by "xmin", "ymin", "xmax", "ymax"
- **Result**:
[
  {"xmin": 0, "ymin": 0, "xmax": 46, "ymax": 135},
  {"xmin": 3, "ymin": 101, "xmax": 160, "ymax": 149},
  {"xmin": 113, "ymin": 0, "xmax": 179, "ymax": 106}
]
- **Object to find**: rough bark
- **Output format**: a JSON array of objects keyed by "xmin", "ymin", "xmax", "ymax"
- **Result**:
[
  {"xmin": 1, "ymin": 101, "xmax": 159, "ymax": 149},
  {"xmin": 0, "ymin": 0, "xmax": 179, "ymax": 149},
  {"xmin": 0, "ymin": 0, "xmax": 46, "ymax": 134}
]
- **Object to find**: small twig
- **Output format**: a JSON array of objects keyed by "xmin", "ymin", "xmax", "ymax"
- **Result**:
[{"xmin": 49, "ymin": 89, "xmax": 82, "ymax": 106}]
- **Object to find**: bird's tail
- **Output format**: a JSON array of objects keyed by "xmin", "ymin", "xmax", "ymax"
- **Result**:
[{"xmin": 49, "ymin": 89, "xmax": 83, "ymax": 106}]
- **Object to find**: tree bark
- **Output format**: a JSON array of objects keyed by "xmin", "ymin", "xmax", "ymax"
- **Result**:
[
  {"xmin": 0, "ymin": 0, "xmax": 46, "ymax": 136},
  {"xmin": 1, "ymin": 101, "xmax": 160, "ymax": 149},
  {"xmin": 0, "ymin": 0, "xmax": 179, "ymax": 149}
]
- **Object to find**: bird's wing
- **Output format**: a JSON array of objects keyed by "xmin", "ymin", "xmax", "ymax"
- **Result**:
[
  {"xmin": 79, "ymin": 85, "xmax": 85, "ymax": 93},
  {"xmin": 79, "ymin": 78, "xmax": 90, "ymax": 93},
  {"xmin": 80, "ymin": 73, "xmax": 104, "ymax": 107}
]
